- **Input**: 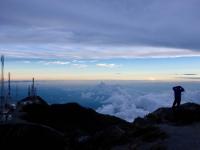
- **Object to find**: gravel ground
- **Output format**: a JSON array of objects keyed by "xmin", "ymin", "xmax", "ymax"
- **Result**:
[{"xmin": 159, "ymin": 123, "xmax": 200, "ymax": 150}]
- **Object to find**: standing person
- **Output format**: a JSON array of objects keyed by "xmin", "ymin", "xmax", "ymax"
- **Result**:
[{"xmin": 172, "ymin": 86, "xmax": 185, "ymax": 108}]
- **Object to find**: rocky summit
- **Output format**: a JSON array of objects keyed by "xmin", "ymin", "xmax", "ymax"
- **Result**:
[{"xmin": 1, "ymin": 97, "xmax": 200, "ymax": 150}]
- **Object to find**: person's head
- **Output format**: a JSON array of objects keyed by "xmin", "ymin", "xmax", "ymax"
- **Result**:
[{"xmin": 173, "ymin": 86, "xmax": 184, "ymax": 91}]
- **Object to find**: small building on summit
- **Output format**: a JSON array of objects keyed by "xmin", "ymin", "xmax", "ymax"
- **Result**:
[
  {"xmin": 17, "ymin": 78, "xmax": 48, "ymax": 107},
  {"xmin": 17, "ymin": 96, "xmax": 48, "ymax": 106}
]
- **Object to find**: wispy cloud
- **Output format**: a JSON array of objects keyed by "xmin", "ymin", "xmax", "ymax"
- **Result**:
[
  {"xmin": 183, "ymin": 74, "xmax": 198, "ymax": 76},
  {"xmin": 175, "ymin": 73, "xmax": 200, "ymax": 80},
  {"xmin": 177, "ymin": 77, "xmax": 200, "ymax": 80},
  {"xmin": 2, "ymin": 46, "xmax": 200, "ymax": 60},
  {"xmin": 72, "ymin": 59, "xmax": 98, "ymax": 63},
  {"xmin": 96, "ymin": 63, "xmax": 120, "ymax": 68},
  {"xmin": 44, "ymin": 61, "xmax": 70, "ymax": 65},
  {"xmin": 72, "ymin": 64, "xmax": 88, "ymax": 68}
]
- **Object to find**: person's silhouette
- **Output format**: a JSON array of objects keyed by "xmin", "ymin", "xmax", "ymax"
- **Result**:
[{"xmin": 172, "ymin": 86, "xmax": 185, "ymax": 108}]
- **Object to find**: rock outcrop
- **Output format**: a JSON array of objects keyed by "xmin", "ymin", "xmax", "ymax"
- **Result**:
[
  {"xmin": 0, "ymin": 123, "xmax": 66, "ymax": 150},
  {"xmin": 2, "ymin": 97, "xmax": 200, "ymax": 150},
  {"xmin": 135, "ymin": 102, "xmax": 200, "ymax": 125}
]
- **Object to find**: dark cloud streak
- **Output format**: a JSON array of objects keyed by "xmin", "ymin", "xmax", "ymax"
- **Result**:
[
  {"xmin": 183, "ymin": 74, "xmax": 198, "ymax": 76},
  {"xmin": 0, "ymin": 0, "xmax": 200, "ymax": 51},
  {"xmin": 177, "ymin": 77, "xmax": 200, "ymax": 80}
]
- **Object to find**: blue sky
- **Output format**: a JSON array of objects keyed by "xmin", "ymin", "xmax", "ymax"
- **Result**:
[{"xmin": 1, "ymin": 0, "xmax": 200, "ymax": 80}]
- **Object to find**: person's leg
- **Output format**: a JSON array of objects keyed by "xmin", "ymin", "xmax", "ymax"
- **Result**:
[
  {"xmin": 177, "ymin": 98, "xmax": 181, "ymax": 107},
  {"xmin": 172, "ymin": 99, "xmax": 177, "ymax": 108}
]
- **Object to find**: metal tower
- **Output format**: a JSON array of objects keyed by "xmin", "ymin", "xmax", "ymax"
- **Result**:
[
  {"xmin": 0, "ymin": 55, "xmax": 5, "ymax": 113},
  {"xmin": 31, "ymin": 77, "xmax": 36, "ymax": 97},
  {"xmin": 5, "ymin": 72, "xmax": 11, "ymax": 107},
  {"xmin": 8, "ymin": 72, "xmax": 11, "ymax": 97}
]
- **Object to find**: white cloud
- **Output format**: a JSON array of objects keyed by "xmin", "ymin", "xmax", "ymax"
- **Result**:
[
  {"xmin": 44, "ymin": 61, "xmax": 70, "ymax": 65},
  {"xmin": 2, "ymin": 46, "xmax": 200, "ymax": 60},
  {"xmin": 72, "ymin": 59, "xmax": 98, "ymax": 63},
  {"xmin": 79, "ymin": 82, "xmax": 200, "ymax": 122},
  {"xmin": 96, "ymin": 63, "xmax": 120, "ymax": 68},
  {"xmin": 80, "ymin": 82, "xmax": 173, "ymax": 122}
]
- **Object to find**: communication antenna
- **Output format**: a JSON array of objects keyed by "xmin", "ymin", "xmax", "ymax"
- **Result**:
[
  {"xmin": 0, "ymin": 55, "xmax": 5, "ymax": 113},
  {"xmin": 5, "ymin": 72, "xmax": 11, "ymax": 108},
  {"xmin": 31, "ymin": 78, "xmax": 35, "ymax": 97},
  {"xmin": 8, "ymin": 72, "xmax": 11, "ymax": 97}
]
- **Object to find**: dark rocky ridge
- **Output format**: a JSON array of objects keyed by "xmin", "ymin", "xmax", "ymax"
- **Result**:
[
  {"xmin": 20, "ymin": 102, "xmax": 129, "ymax": 134},
  {"xmin": 0, "ymin": 123, "xmax": 66, "ymax": 150},
  {"xmin": 19, "ymin": 102, "xmax": 133, "ymax": 149},
  {"xmin": 135, "ymin": 102, "xmax": 200, "ymax": 125},
  {"xmin": 1, "ymin": 97, "xmax": 200, "ymax": 150}
]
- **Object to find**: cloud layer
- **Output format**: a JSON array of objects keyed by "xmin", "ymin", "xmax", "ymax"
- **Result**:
[
  {"xmin": 1, "ymin": 0, "xmax": 200, "ymax": 59},
  {"xmin": 96, "ymin": 63, "xmax": 119, "ymax": 68},
  {"xmin": 79, "ymin": 82, "xmax": 200, "ymax": 122},
  {"xmin": 2, "ymin": 45, "xmax": 200, "ymax": 60}
]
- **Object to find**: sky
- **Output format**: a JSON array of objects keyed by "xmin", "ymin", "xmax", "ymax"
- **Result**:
[{"xmin": 1, "ymin": 0, "xmax": 200, "ymax": 80}]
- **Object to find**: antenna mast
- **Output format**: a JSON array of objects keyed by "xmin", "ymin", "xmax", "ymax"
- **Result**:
[
  {"xmin": 6, "ymin": 72, "xmax": 11, "ymax": 107},
  {"xmin": 31, "ymin": 77, "xmax": 36, "ymax": 97},
  {"xmin": 8, "ymin": 72, "xmax": 11, "ymax": 97},
  {"xmin": 0, "ymin": 55, "xmax": 5, "ymax": 113}
]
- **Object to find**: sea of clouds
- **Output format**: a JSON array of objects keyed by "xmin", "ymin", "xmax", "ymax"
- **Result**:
[
  {"xmin": 80, "ymin": 82, "xmax": 200, "ymax": 122},
  {"xmin": 14, "ymin": 80, "xmax": 200, "ymax": 122}
]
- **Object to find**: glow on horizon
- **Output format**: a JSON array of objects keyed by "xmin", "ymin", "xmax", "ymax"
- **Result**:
[{"xmin": 2, "ymin": 56, "xmax": 200, "ymax": 81}]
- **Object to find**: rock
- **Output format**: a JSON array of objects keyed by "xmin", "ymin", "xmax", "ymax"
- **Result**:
[
  {"xmin": 0, "ymin": 123, "xmax": 66, "ymax": 150},
  {"xmin": 143, "ymin": 102, "xmax": 200, "ymax": 125},
  {"xmin": 19, "ymin": 102, "xmax": 129, "ymax": 134},
  {"xmin": 18, "ymin": 100, "xmax": 130, "ymax": 149},
  {"xmin": 16, "ymin": 97, "xmax": 200, "ymax": 150}
]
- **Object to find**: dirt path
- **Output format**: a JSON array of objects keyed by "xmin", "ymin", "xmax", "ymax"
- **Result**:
[{"xmin": 159, "ymin": 123, "xmax": 200, "ymax": 150}]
